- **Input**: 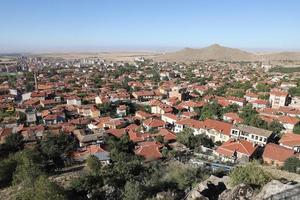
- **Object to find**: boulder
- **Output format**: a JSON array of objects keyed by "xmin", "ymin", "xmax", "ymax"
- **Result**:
[
  {"xmin": 186, "ymin": 175, "xmax": 229, "ymax": 200},
  {"xmin": 255, "ymin": 180, "xmax": 300, "ymax": 200},
  {"xmin": 219, "ymin": 183, "xmax": 255, "ymax": 200}
]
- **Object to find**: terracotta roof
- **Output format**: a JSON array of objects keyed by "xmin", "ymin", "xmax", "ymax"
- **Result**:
[
  {"xmin": 270, "ymin": 89, "xmax": 288, "ymax": 97},
  {"xmin": 278, "ymin": 115, "xmax": 300, "ymax": 125},
  {"xmin": 143, "ymin": 118, "xmax": 165, "ymax": 128},
  {"xmin": 224, "ymin": 112, "xmax": 242, "ymax": 123},
  {"xmin": 253, "ymin": 99, "xmax": 268, "ymax": 105},
  {"xmin": 135, "ymin": 141, "xmax": 163, "ymax": 161},
  {"xmin": 176, "ymin": 118, "xmax": 205, "ymax": 129},
  {"xmin": 263, "ymin": 143, "xmax": 295, "ymax": 162},
  {"xmin": 162, "ymin": 113, "xmax": 179, "ymax": 121},
  {"xmin": 158, "ymin": 128, "xmax": 176, "ymax": 141},
  {"xmin": 106, "ymin": 128, "xmax": 126, "ymax": 138},
  {"xmin": 216, "ymin": 139, "xmax": 257, "ymax": 157},
  {"xmin": 279, "ymin": 132, "xmax": 300, "ymax": 148},
  {"xmin": 204, "ymin": 119, "xmax": 233, "ymax": 136},
  {"xmin": 128, "ymin": 131, "xmax": 145, "ymax": 143}
]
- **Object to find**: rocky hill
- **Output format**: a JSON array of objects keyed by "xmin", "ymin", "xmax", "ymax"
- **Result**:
[{"xmin": 153, "ymin": 44, "xmax": 300, "ymax": 62}]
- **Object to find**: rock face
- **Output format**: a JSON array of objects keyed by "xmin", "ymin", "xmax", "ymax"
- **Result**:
[
  {"xmin": 186, "ymin": 175, "xmax": 229, "ymax": 200},
  {"xmin": 255, "ymin": 180, "xmax": 300, "ymax": 200},
  {"xmin": 219, "ymin": 180, "xmax": 300, "ymax": 200},
  {"xmin": 188, "ymin": 177, "xmax": 300, "ymax": 200},
  {"xmin": 219, "ymin": 184, "xmax": 256, "ymax": 200}
]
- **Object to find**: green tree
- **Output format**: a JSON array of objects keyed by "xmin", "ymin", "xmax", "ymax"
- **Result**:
[
  {"xmin": 177, "ymin": 128, "xmax": 213, "ymax": 149},
  {"xmin": 199, "ymin": 101, "xmax": 223, "ymax": 120},
  {"xmin": 268, "ymin": 120, "xmax": 284, "ymax": 135},
  {"xmin": 123, "ymin": 180, "xmax": 145, "ymax": 200},
  {"xmin": 229, "ymin": 162, "xmax": 271, "ymax": 188},
  {"xmin": 0, "ymin": 156, "xmax": 17, "ymax": 187},
  {"xmin": 13, "ymin": 150, "xmax": 43, "ymax": 188},
  {"xmin": 4, "ymin": 133, "xmax": 24, "ymax": 152},
  {"xmin": 283, "ymin": 157, "xmax": 300, "ymax": 174},
  {"xmin": 155, "ymin": 135, "xmax": 164, "ymax": 143},
  {"xmin": 86, "ymin": 155, "xmax": 102, "ymax": 174},
  {"xmin": 16, "ymin": 175, "xmax": 66, "ymax": 200},
  {"xmin": 40, "ymin": 132, "xmax": 77, "ymax": 169},
  {"xmin": 176, "ymin": 128, "xmax": 194, "ymax": 148},
  {"xmin": 222, "ymin": 104, "xmax": 239, "ymax": 114},
  {"xmin": 293, "ymin": 124, "xmax": 300, "ymax": 135},
  {"xmin": 70, "ymin": 174, "xmax": 104, "ymax": 200}
]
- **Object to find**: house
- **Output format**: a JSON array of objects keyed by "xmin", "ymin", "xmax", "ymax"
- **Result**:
[
  {"xmin": 73, "ymin": 129, "xmax": 104, "ymax": 147},
  {"xmin": 67, "ymin": 96, "xmax": 82, "ymax": 106},
  {"xmin": 77, "ymin": 105, "xmax": 100, "ymax": 118},
  {"xmin": 95, "ymin": 95, "xmax": 110, "ymax": 104},
  {"xmin": 161, "ymin": 113, "xmax": 178, "ymax": 125},
  {"xmin": 157, "ymin": 128, "xmax": 176, "ymax": 142},
  {"xmin": 25, "ymin": 107, "xmax": 37, "ymax": 124},
  {"xmin": 262, "ymin": 143, "xmax": 296, "ymax": 167},
  {"xmin": 279, "ymin": 132, "xmax": 300, "ymax": 152},
  {"xmin": 203, "ymin": 119, "xmax": 233, "ymax": 143},
  {"xmin": 181, "ymin": 111, "xmax": 198, "ymax": 119},
  {"xmin": 135, "ymin": 111, "xmax": 152, "ymax": 120},
  {"xmin": 278, "ymin": 115, "xmax": 300, "ymax": 130},
  {"xmin": 227, "ymin": 96, "xmax": 246, "ymax": 107},
  {"xmin": 252, "ymin": 99, "xmax": 268, "ymax": 109},
  {"xmin": 116, "ymin": 105, "xmax": 127, "ymax": 117},
  {"xmin": 132, "ymin": 90, "xmax": 155, "ymax": 101},
  {"xmin": 143, "ymin": 118, "xmax": 165, "ymax": 131},
  {"xmin": 215, "ymin": 139, "xmax": 257, "ymax": 163},
  {"xmin": 223, "ymin": 112, "xmax": 243, "ymax": 124},
  {"xmin": 174, "ymin": 118, "xmax": 204, "ymax": 133},
  {"xmin": 177, "ymin": 101, "xmax": 205, "ymax": 112},
  {"xmin": 43, "ymin": 114, "xmax": 58, "ymax": 125},
  {"xmin": 244, "ymin": 92, "xmax": 258, "ymax": 102},
  {"xmin": 269, "ymin": 89, "xmax": 288, "ymax": 108},
  {"xmin": 149, "ymin": 100, "xmax": 173, "ymax": 114},
  {"xmin": 134, "ymin": 141, "xmax": 163, "ymax": 161},
  {"xmin": 230, "ymin": 124, "xmax": 273, "ymax": 146},
  {"xmin": 71, "ymin": 144, "xmax": 110, "ymax": 164}
]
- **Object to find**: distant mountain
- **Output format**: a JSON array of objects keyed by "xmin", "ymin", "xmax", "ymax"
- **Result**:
[{"xmin": 153, "ymin": 44, "xmax": 300, "ymax": 62}]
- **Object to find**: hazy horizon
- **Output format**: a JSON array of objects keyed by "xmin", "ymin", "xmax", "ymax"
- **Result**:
[{"xmin": 1, "ymin": 0, "xmax": 300, "ymax": 54}]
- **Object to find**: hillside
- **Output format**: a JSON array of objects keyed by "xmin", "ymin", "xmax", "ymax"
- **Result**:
[{"xmin": 153, "ymin": 44, "xmax": 300, "ymax": 62}]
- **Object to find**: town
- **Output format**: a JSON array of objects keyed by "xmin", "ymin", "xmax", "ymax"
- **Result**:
[{"xmin": 0, "ymin": 54, "xmax": 300, "ymax": 199}]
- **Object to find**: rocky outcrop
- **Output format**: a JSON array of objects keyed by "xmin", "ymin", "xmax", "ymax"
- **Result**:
[
  {"xmin": 219, "ymin": 180, "xmax": 300, "ymax": 200},
  {"xmin": 186, "ymin": 175, "xmax": 229, "ymax": 200},
  {"xmin": 255, "ymin": 180, "xmax": 300, "ymax": 200},
  {"xmin": 187, "ymin": 176, "xmax": 300, "ymax": 200},
  {"xmin": 219, "ymin": 184, "xmax": 256, "ymax": 200}
]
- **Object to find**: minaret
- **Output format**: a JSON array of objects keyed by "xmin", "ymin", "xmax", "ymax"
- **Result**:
[{"xmin": 34, "ymin": 72, "xmax": 38, "ymax": 91}]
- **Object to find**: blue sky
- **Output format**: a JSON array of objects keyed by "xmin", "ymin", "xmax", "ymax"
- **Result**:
[{"xmin": 1, "ymin": 0, "xmax": 300, "ymax": 52}]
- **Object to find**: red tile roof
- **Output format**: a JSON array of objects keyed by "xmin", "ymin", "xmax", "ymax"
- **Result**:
[
  {"xmin": 263, "ymin": 143, "xmax": 295, "ymax": 162},
  {"xmin": 203, "ymin": 119, "xmax": 233, "ymax": 136},
  {"xmin": 279, "ymin": 132, "xmax": 300, "ymax": 148},
  {"xmin": 135, "ymin": 141, "xmax": 163, "ymax": 161},
  {"xmin": 278, "ymin": 115, "xmax": 300, "ymax": 125},
  {"xmin": 143, "ymin": 118, "xmax": 166, "ymax": 128},
  {"xmin": 216, "ymin": 139, "xmax": 257, "ymax": 157},
  {"xmin": 158, "ymin": 128, "xmax": 176, "ymax": 141}
]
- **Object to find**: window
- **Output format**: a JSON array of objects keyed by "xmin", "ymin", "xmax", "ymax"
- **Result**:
[
  {"xmin": 251, "ymin": 135, "xmax": 254, "ymax": 139},
  {"xmin": 259, "ymin": 137, "xmax": 262, "ymax": 141},
  {"xmin": 255, "ymin": 136, "xmax": 258, "ymax": 140}
]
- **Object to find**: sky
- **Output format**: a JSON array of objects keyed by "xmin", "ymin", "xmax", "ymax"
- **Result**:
[{"xmin": 0, "ymin": 0, "xmax": 300, "ymax": 53}]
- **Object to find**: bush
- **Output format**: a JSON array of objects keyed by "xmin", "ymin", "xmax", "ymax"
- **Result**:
[
  {"xmin": 283, "ymin": 157, "xmax": 300, "ymax": 174},
  {"xmin": 229, "ymin": 162, "xmax": 271, "ymax": 188}
]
